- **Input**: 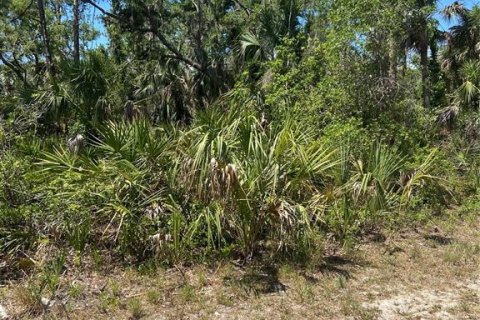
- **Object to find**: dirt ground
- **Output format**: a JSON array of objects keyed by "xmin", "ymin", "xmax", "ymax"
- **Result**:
[{"xmin": 1, "ymin": 212, "xmax": 479, "ymax": 320}]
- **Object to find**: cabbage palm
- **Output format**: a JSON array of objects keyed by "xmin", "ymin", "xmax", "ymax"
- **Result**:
[
  {"xmin": 404, "ymin": 0, "xmax": 438, "ymax": 108},
  {"xmin": 443, "ymin": 3, "xmax": 480, "ymax": 62},
  {"xmin": 456, "ymin": 60, "xmax": 480, "ymax": 109},
  {"xmin": 442, "ymin": 4, "xmax": 480, "ymax": 86},
  {"xmin": 240, "ymin": 0, "xmax": 302, "ymax": 63},
  {"xmin": 442, "ymin": 4, "xmax": 480, "ymax": 109},
  {"xmin": 240, "ymin": 32, "xmax": 272, "ymax": 62}
]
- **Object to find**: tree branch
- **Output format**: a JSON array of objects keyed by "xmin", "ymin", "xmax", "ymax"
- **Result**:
[
  {"xmin": 10, "ymin": 0, "xmax": 34, "ymax": 22},
  {"xmin": 0, "ymin": 52, "xmax": 29, "ymax": 86},
  {"xmin": 83, "ymin": 0, "xmax": 210, "ymax": 77},
  {"xmin": 82, "ymin": 0, "xmax": 120, "ymax": 20}
]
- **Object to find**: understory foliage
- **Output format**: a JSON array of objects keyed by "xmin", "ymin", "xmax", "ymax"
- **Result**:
[
  {"xmin": 1, "ymin": 0, "xmax": 479, "ymax": 269},
  {"xmin": 0, "ymin": 102, "xmax": 455, "ymax": 263}
]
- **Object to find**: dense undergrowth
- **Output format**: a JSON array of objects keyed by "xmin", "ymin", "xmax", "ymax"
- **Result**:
[
  {"xmin": 1, "ymin": 0, "xmax": 480, "ymax": 303},
  {"xmin": 2, "ymin": 82, "xmax": 479, "ymax": 270}
]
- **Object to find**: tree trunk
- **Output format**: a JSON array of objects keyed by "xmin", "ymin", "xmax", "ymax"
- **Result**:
[
  {"xmin": 110, "ymin": 0, "xmax": 122, "ymax": 62},
  {"xmin": 37, "ymin": 0, "xmax": 55, "ymax": 76},
  {"xmin": 400, "ymin": 40, "xmax": 408, "ymax": 78},
  {"xmin": 73, "ymin": 0, "xmax": 80, "ymax": 63},
  {"xmin": 388, "ymin": 35, "xmax": 398, "ymax": 83},
  {"xmin": 419, "ymin": 39, "xmax": 430, "ymax": 108}
]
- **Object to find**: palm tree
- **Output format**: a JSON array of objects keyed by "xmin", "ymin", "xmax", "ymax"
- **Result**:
[
  {"xmin": 435, "ymin": 3, "xmax": 480, "ymax": 133},
  {"xmin": 404, "ymin": 0, "xmax": 438, "ymax": 108},
  {"xmin": 456, "ymin": 60, "xmax": 480, "ymax": 109},
  {"xmin": 240, "ymin": 32, "xmax": 273, "ymax": 62},
  {"xmin": 240, "ymin": 0, "xmax": 302, "ymax": 63},
  {"xmin": 442, "ymin": 3, "xmax": 480, "ymax": 88}
]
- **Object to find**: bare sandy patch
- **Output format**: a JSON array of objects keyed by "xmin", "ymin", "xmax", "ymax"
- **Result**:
[{"xmin": 363, "ymin": 278, "xmax": 480, "ymax": 319}]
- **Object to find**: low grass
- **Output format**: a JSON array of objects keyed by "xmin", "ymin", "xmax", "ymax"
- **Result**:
[{"xmin": 0, "ymin": 209, "xmax": 477, "ymax": 320}]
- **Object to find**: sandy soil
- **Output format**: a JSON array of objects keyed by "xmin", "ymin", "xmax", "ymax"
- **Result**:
[{"xmin": 1, "ymin": 214, "xmax": 479, "ymax": 320}]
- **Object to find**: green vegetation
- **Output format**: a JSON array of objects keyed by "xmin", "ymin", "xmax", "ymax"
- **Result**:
[{"xmin": 0, "ymin": 0, "xmax": 479, "ymax": 305}]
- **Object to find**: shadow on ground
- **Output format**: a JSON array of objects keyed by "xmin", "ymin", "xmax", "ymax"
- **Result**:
[{"xmin": 223, "ymin": 254, "xmax": 366, "ymax": 295}]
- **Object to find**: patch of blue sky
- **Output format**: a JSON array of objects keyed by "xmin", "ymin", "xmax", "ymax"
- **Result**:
[
  {"xmin": 85, "ymin": 0, "xmax": 111, "ymax": 48},
  {"xmin": 86, "ymin": 0, "xmax": 477, "ymax": 48}
]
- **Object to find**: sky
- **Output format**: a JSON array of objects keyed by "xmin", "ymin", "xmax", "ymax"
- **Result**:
[
  {"xmin": 86, "ymin": 0, "xmax": 111, "ymax": 49},
  {"xmin": 436, "ymin": 0, "xmax": 476, "ymax": 30},
  {"xmin": 86, "ymin": 0, "xmax": 477, "ymax": 48}
]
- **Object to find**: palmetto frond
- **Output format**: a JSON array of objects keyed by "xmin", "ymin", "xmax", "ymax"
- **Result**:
[
  {"xmin": 350, "ymin": 144, "xmax": 405, "ymax": 213},
  {"xmin": 442, "ymin": 1, "xmax": 467, "ymax": 21},
  {"xmin": 454, "ymin": 60, "xmax": 480, "ymax": 108},
  {"xmin": 458, "ymin": 80, "xmax": 479, "ymax": 106},
  {"xmin": 240, "ymin": 32, "xmax": 268, "ymax": 62}
]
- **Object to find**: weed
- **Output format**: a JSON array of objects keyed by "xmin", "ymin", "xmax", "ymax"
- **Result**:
[
  {"xmin": 99, "ymin": 291, "xmax": 120, "ymax": 312},
  {"xmin": 146, "ymin": 289, "xmax": 162, "ymax": 304},
  {"xmin": 179, "ymin": 284, "xmax": 196, "ymax": 303},
  {"xmin": 216, "ymin": 291, "xmax": 234, "ymax": 307},
  {"xmin": 197, "ymin": 271, "xmax": 209, "ymax": 287},
  {"xmin": 341, "ymin": 292, "xmax": 378, "ymax": 319},
  {"xmin": 295, "ymin": 279, "xmax": 315, "ymax": 304},
  {"xmin": 109, "ymin": 280, "xmax": 122, "ymax": 297},
  {"xmin": 337, "ymin": 275, "xmax": 348, "ymax": 289},
  {"xmin": 68, "ymin": 282, "xmax": 83, "ymax": 299},
  {"xmin": 15, "ymin": 284, "xmax": 43, "ymax": 315},
  {"xmin": 92, "ymin": 250, "xmax": 104, "ymax": 270},
  {"xmin": 410, "ymin": 245, "xmax": 422, "ymax": 260},
  {"xmin": 127, "ymin": 298, "xmax": 145, "ymax": 319},
  {"xmin": 443, "ymin": 243, "xmax": 467, "ymax": 265}
]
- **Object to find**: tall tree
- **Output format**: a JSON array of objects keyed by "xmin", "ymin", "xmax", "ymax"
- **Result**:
[
  {"xmin": 73, "ymin": 0, "xmax": 80, "ymax": 63},
  {"xmin": 442, "ymin": 4, "xmax": 480, "ymax": 109},
  {"xmin": 442, "ymin": 3, "xmax": 480, "ymax": 85},
  {"xmin": 37, "ymin": 0, "xmax": 55, "ymax": 76},
  {"xmin": 388, "ymin": 32, "xmax": 399, "ymax": 83},
  {"xmin": 404, "ymin": 0, "xmax": 437, "ymax": 108},
  {"xmin": 82, "ymin": 0, "xmax": 308, "ymax": 119}
]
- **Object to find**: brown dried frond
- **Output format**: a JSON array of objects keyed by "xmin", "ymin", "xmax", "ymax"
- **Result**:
[
  {"xmin": 206, "ymin": 158, "xmax": 239, "ymax": 199},
  {"xmin": 436, "ymin": 105, "xmax": 459, "ymax": 132}
]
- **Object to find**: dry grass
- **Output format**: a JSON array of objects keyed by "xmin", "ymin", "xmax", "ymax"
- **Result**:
[{"xmin": 1, "ymin": 213, "xmax": 479, "ymax": 320}]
